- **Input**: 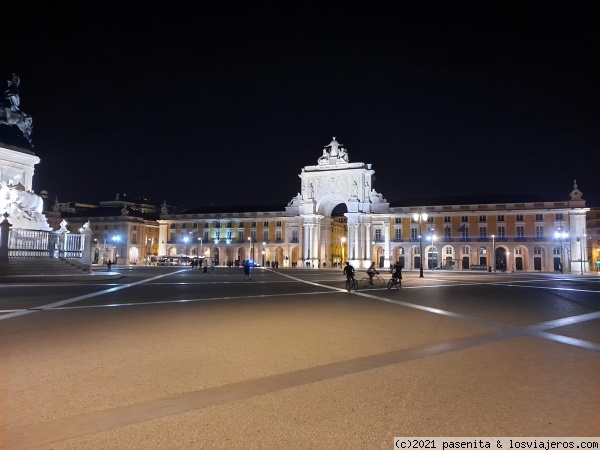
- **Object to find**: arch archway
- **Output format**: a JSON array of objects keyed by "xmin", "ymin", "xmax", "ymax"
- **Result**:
[{"xmin": 317, "ymin": 195, "xmax": 348, "ymax": 217}]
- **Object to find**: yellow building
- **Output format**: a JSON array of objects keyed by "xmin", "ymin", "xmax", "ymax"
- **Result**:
[{"xmin": 159, "ymin": 139, "xmax": 591, "ymax": 273}]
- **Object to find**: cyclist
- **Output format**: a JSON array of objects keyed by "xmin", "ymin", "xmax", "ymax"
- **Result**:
[
  {"xmin": 343, "ymin": 261, "xmax": 355, "ymax": 282},
  {"xmin": 391, "ymin": 261, "xmax": 402, "ymax": 282},
  {"xmin": 367, "ymin": 262, "xmax": 379, "ymax": 285}
]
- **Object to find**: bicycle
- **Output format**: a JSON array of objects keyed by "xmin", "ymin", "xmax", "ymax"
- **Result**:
[
  {"xmin": 387, "ymin": 276, "xmax": 402, "ymax": 289},
  {"xmin": 361, "ymin": 274, "xmax": 384, "ymax": 288},
  {"xmin": 346, "ymin": 276, "xmax": 359, "ymax": 292}
]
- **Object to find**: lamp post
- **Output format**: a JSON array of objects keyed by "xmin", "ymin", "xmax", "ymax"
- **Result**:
[
  {"xmin": 197, "ymin": 237, "xmax": 202, "ymax": 263},
  {"xmin": 262, "ymin": 241, "xmax": 266, "ymax": 267},
  {"xmin": 596, "ymin": 247, "xmax": 599, "ymax": 272},
  {"xmin": 248, "ymin": 236, "xmax": 255, "ymax": 263},
  {"xmin": 491, "ymin": 234, "xmax": 495, "ymax": 272},
  {"xmin": 183, "ymin": 236, "xmax": 189, "ymax": 260},
  {"xmin": 555, "ymin": 230, "xmax": 568, "ymax": 273},
  {"xmin": 112, "ymin": 235, "xmax": 121, "ymax": 264},
  {"xmin": 428, "ymin": 233, "xmax": 437, "ymax": 270},
  {"xmin": 579, "ymin": 234, "xmax": 587, "ymax": 275},
  {"xmin": 412, "ymin": 212, "xmax": 428, "ymax": 277},
  {"xmin": 341, "ymin": 236, "xmax": 346, "ymax": 265}
]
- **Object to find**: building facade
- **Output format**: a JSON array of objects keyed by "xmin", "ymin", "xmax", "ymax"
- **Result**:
[{"xmin": 158, "ymin": 139, "xmax": 591, "ymax": 273}]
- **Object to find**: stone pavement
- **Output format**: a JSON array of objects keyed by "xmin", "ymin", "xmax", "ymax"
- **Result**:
[{"xmin": 1, "ymin": 269, "xmax": 598, "ymax": 449}]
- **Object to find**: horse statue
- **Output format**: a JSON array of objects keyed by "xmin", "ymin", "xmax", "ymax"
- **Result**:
[
  {"xmin": 0, "ymin": 107, "xmax": 33, "ymax": 143},
  {"xmin": 0, "ymin": 74, "xmax": 34, "ymax": 145}
]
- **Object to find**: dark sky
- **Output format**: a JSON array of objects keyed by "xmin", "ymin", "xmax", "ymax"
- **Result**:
[{"xmin": 3, "ymin": 2, "xmax": 599, "ymax": 208}]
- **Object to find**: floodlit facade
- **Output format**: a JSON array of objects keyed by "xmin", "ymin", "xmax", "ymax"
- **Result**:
[{"xmin": 159, "ymin": 139, "xmax": 591, "ymax": 273}]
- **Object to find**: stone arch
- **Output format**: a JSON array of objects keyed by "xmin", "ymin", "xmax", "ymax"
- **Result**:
[
  {"xmin": 316, "ymin": 194, "xmax": 348, "ymax": 217},
  {"xmin": 441, "ymin": 245, "xmax": 455, "ymax": 269}
]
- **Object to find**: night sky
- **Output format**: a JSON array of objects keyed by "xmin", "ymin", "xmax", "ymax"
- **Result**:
[{"xmin": 3, "ymin": 3, "xmax": 599, "ymax": 208}]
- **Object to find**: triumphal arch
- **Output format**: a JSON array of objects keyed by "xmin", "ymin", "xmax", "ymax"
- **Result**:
[{"xmin": 284, "ymin": 137, "xmax": 391, "ymax": 269}]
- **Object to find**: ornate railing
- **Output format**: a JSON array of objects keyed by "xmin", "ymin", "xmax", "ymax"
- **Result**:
[{"xmin": 7, "ymin": 228, "xmax": 84, "ymax": 259}]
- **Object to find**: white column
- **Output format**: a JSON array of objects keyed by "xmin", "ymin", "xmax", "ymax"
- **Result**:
[
  {"xmin": 312, "ymin": 223, "xmax": 321, "ymax": 268},
  {"xmin": 365, "ymin": 223, "xmax": 371, "ymax": 262},
  {"xmin": 353, "ymin": 223, "xmax": 359, "ymax": 261},
  {"xmin": 384, "ymin": 224, "xmax": 390, "ymax": 268}
]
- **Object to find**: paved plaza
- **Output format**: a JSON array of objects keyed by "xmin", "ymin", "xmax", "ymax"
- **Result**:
[{"xmin": 1, "ymin": 267, "xmax": 599, "ymax": 449}]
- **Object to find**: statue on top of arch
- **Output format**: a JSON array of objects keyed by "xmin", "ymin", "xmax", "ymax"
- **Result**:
[
  {"xmin": 0, "ymin": 74, "xmax": 34, "ymax": 147},
  {"xmin": 318, "ymin": 137, "xmax": 349, "ymax": 165}
]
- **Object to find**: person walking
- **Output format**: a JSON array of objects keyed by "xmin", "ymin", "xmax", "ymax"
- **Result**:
[
  {"xmin": 107, "ymin": 259, "xmax": 112, "ymax": 271},
  {"xmin": 243, "ymin": 259, "xmax": 252, "ymax": 280}
]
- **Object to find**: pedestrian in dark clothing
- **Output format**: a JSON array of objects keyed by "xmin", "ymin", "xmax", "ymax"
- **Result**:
[
  {"xmin": 243, "ymin": 259, "xmax": 252, "ymax": 280},
  {"xmin": 107, "ymin": 260, "xmax": 112, "ymax": 271}
]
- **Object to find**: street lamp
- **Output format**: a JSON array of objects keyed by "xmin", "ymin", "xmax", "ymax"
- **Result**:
[
  {"xmin": 262, "ymin": 241, "xmax": 266, "ymax": 267},
  {"xmin": 248, "ymin": 236, "xmax": 255, "ymax": 263},
  {"xmin": 555, "ymin": 230, "xmax": 568, "ymax": 273},
  {"xmin": 412, "ymin": 212, "xmax": 428, "ymax": 277},
  {"xmin": 491, "ymin": 234, "xmax": 496, "ymax": 272},
  {"xmin": 428, "ymin": 233, "xmax": 437, "ymax": 270},
  {"xmin": 183, "ymin": 235, "xmax": 189, "ymax": 258},
  {"xmin": 341, "ymin": 236, "xmax": 346, "ymax": 265},
  {"xmin": 596, "ymin": 247, "xmax": 599, "ymax": 272},
  {"xmin": 112, "ymin": 235, "xmax": 121, "ymax": 264}
]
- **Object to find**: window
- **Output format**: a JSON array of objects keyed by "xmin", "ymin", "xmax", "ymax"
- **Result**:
[
  {"xmin": 497, "ymin": 226, "xmax": 505, "ymax": 239},
  {"xmin": 411, "ymin": 228, "xmax": 418, "ymax": 240},
  {"xmin": 535, "ymin": 226, "xmax": 544, "ymax": 239},
  {"xmin": 181, "ymin": 223, "xmax": 187, "ymax": 229},
  {"xmin": 226, "ymin": 230, "xmax": 232, "ymax": 240},
  {"xmin": 479, "ymin": 227, "xmax": 487, "ymax": 239},
  {"xmin": 497, "ymin": 215, "xmax": 505, "ymax": 222},
  {"xmin": 214, "ymin": 230, "xmax": 220, "ymax": 240},
  {"xmin": 515, "ymin": 247, "xmax": 523, "ymax": 255},
  {"xmin": 263, "ymin": 221, "xmax": 269, "ymax": 227},
  {"xmin": 132, "ymin": 233, "xmax": 137, "ymax": 244},
  {"xmin": 444, "ymin": 216, "xmax": 451, "ymax": 223},
  {"xmin": 375, "ymin": 229, "xmax": 382, "ymax": 241},
  {"xmin": 170, "ymin": 223, "xmax": 176, "ymax": 229},
  {"xmin": 427, "ymin": 216, "xmax": 434, "ymax": 223},
  {"xmin": 192, "ymin": 223, "xmax": 198, "ymax": 229},
  {"xmin": 276, "ymin": 221, "xmax": 282, "ymax": 227},
  {"xmin": 226, "ymin": 222, "xmax": 233, "ymax": 228},
  {"xmin": 275, "ymin": 231, "xmax": 282, "ymax": 242},
  {"xmin": 238, "ymin": 231, "xmax": 244, "ymax": 241},
  {"xmin": 251, "ymin": 231, "xmax": 257, "ymax": 241},
  {"xmin": 263, "ymin": 231, "xmax": 269, "ymax": 242},
  {"xmin": 444, "ymin": 227, "xmax": 451, "ymax": 239},
  {"xmin": 479, "ymin": 215, "xmax": 487, "ymax": 222},
  {"xmin": 461, "ymin": 216, "xmax": 468, "ymax": 223},
  {"xmin": 446, "ymin": 247, "xmax": 453, "ymax": 255},
  {"xmin": 414, "ymin": 246, "xmax": 420, "ymax": 255},
  {"xmin": 204, "ymin": 222, "xmax": 209, "ymax": 228},
  {"xmin": 535, "ymin": 214, "xmax": 543, "ymax": 221},
  {"xmin": 534, "ymin": 246, "xmax": 541, "ymax": 255},
  {"xmin": 516, "ymin": 226, "xmax": 525, "ymax": 239},
  {"xmin": 462, "ymin": 246, "xmax": 469, "ymax": 255},
  {"xmin": 553, "ymin": 246, "xmax": 561, "ymax": 255},
  {"xmin": 398, "ymin": 247, "xmax": 405, "ymax": 255},
  {"xmin": 555, "ymin": 213, "xmax": 564, "ymax": 221},
  {"xmin": 251, "ymin": 222, "xmax": 257, "ymax": 227},
  {"xmin": 394, "ymin": 228, "xmax": 402, "ymax": 241},
  {"xmin": 479, "ymin": 247, "xmax": 487, "ymax": 254},
  {"xmin": 395, "ymin": 218, "xmax": 402, "ymax": 224},
  {"xmin": 461, "ymin": 226, "xmax": 469, "ymax": 240},
  {"xmin": 203, "ymin": 231, "xmax": 209, "ymax": 241},
  {"xmin": 516, "ymin": 214, "xmax": 524, "ymax": 221},
  {"xmin": 133, "ymin": 225, "xmax": 137, "ymax": 230},
  {"xmin": 291, "ymin": 230, "xmax": 298, "ymax": 242}
]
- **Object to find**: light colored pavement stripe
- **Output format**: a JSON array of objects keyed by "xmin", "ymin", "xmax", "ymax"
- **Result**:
[
  {"xmin": 275, "ymin": 271, "xmax": 600, "ymax": 351},
  {"xmin": 531, "ymin": 331, "xmax": 600, "ymax": 351},
  {"xmin": 0, "ymin": 270, "xmax": 187, "ymax": 320},
  {"xmin": 2, "ymin": 328, "xmax": 524, "ymax": 450},
  {"xmin": 527, "ymin": 311, "xmax": 600, "ymax": 331}
]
